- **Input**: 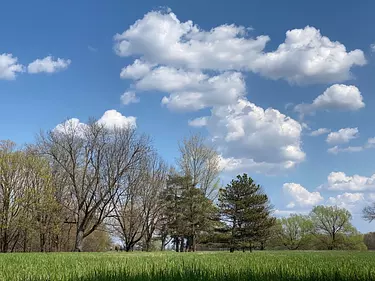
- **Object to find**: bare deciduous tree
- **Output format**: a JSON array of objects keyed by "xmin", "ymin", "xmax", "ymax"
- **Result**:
[
  {"xmin": 141, "ymin": 153, "xmax": 168, "ymax": 251},
  {"xmin": 178, "ymin": 134, "xmax": 221, "ymax": 198},
  {"xmin": 38, "ymin": 119, "xmax": 149, "ymax": 251},
  {"xmin": 111, "ymin": 151, "xmax": 167, "ymax": 252},
  {"xmin": 363, "ymin": 204, "xmax": 375, "ymax": 223}
]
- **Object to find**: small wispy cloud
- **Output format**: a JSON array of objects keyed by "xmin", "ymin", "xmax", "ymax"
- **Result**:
[{"xmin": 88, "ymin": 45, "xmax": 98, "ymax": 52}]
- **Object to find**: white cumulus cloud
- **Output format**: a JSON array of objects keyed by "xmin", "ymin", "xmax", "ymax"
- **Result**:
[
  {"xmin": 295, "ymin": 84, "xmax": 364, "ymax": 115},
  {"xmin": 120, "ymin": 59, "xmax": 155, "ymax": 80},
  {"xmin": 326, "ymin": 127, "xmax": 358, "ymax": 145},
  {"xmin": 309, "ymin": 128, "xmax": 331, "ymax": 137},
  {"xmin": 53, "ymin": 118, "xmax": 88, "ymax": 137},
  {"xmin": 54, "ymin": 110, "xmax": 136, "ymax": 136},
  {"xmin": 131, "ymin": 66, "xmax": 246, "ymax": 111},
  {"xmin": 209, "ymin": 98, "xmax": 305, "ymax": 173},
  {"xmin": 283, "ymin": 183, "xmax": 323, "ymax": 208},
  {"xmin": 327, "ymin": 137, "xmax": 375, "ymax": 155},
  {"xmin": 327, "ymin": 192, "xmax": 365, "ymax": 214},
  {"xmin": 120, "ymin": 91, "xmax": 140, "ymax": 105},
  {"xmin": 324, "ymin": 171, "xmax": 375, "ymax": 191},
  {"xmin": 97, "ymin": 110, "xmax": 136, "ymax": 129},
  {"xmin": 114, "ymin": 10, "xmax": 269, "ymax": 71},
  {"xmin": 114, "ymin": 10, "xmax": 365, "ymax": 84},
  {"xmin": 253, "ymin": 27, "xmax": 366, "ymax": 84},
  {"xmin": 0, "ymin": 53, "xmax": 24, "ymax": 80},
  {"xmin": 28, "ymin": 56, "xmax": 71, "ymax": 74}
]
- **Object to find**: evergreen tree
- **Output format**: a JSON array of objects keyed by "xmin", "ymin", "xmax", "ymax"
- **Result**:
[
  {"xmin": 162, "ymin": 174, "xmax": 219, "ymax": 252},
  {"xmin": 219, "ymin": 173, "xmax": 275, "ymax": 252}
]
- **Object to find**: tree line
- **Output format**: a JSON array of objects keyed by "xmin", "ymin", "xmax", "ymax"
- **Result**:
[{"xmin": 0, "ymin": 117, "xmax": 373, "ymax": 252}]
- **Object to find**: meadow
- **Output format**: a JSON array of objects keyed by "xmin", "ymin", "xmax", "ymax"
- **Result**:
[{"xmin": 0, "ymin": 251, "xmax": 374, "ymax": 281}]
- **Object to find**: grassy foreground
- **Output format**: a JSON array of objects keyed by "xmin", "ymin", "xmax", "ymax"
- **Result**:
[{"xmin": 0, "ymin": 251, "xmax": 374, "ymax": 281}]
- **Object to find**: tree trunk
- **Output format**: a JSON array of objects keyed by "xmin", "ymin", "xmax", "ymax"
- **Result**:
[
  {"xmin": 186, "ymin": 236, "xmax": 191, "ymax": 252},
  {"xmin": 192, "ymin": 235, "xmax": 196, "ymax": 252},
  {"xmin": 161, "ymin": 236, "xmax": 166, "ymax": 251},
  {"xmin": 175, "ymin": 236, "xmax": 180, "ymax": 252},
  {"xmin": 1, "ymin": 231, "xmax": 8, "ymax": 253},
  {"xmin": 74, "ymin": 227, "xmax": 84, "ymax": 252},
  {"xmin": 40, "ymin": 232, "xmax": 46, "ymax": 252},
  {"xmin": 23, "ymin": 231, "xmax": 28, "ymax": 252},
  {"xmin": 145, "ymin": 236, "xmax": 152, "ymax": 252},
  {"xmin": 187, "ymin": 235, "xmax": 196, "ymax": 252},
  {"xmin": 10, "ymin": 233, "xmax": 19, "ymax": 252},
  {"xmin": 180, "ymin": 237, "xmax": 185, "ymax": 252},
  {"xmin": 331, "ymin": 233, "xmax": 335, "ymax": 250}
]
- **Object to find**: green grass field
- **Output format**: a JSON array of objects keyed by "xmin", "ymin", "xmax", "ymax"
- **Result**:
[{"xmin": 0, "ymin": 251, "xmax": 374, "ymax": 281}]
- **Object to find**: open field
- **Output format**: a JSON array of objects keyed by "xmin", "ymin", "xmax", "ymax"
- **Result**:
[{"xmin": 0, "ymin": 251, "xmax": 375, "ymax": 281}]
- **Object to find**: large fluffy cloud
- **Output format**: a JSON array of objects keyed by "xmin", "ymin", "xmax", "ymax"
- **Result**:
[
  {"xmin": 114, "ymin": 10, "xmax": 365, "ymax": 84},
  {"xmin": 97, "ymin": 110, "xmax": 136, "ymax": 129},
  {"xmin": 278, "ymin": 191, "xmax": 374, "ymax": 217},
  {"xmin": 53, "ymin": 118, "xmax": 88, "ymax": 137},
  {"xmin": 326, "ymin": 128, "xmax": 359, "ymax": 145},
  {"xmin": 324, "ymin": 171, "xmax": 375, "ymax": 191},
  {"xmin": 120, "ymin": 59, "xmax": 155, "ymax": 80},
  {"xmin": 207, "ymin": 98, "xmax": 305, "ymax": 173},
  {"xmin": 327, "ymin": 192, "xmax": 375, "ymax": 215},
  {"xmin": 28, "ymin": 56, "xmax": 71, "ymax": 74},
  {"xmin": 114, "ymin": 10, "xmax": 269, "ymax": 71},
  {"xmin": 0, "ymin": 53, "xmax": 24, "ymax": 80},
  {"xmin": 327, "ymin": 192, "xmax": 366, "ymax": 214},
  {"xmin": 295, "ymin": 84, "xmax": 364, "ymax": 115},
  {"xmin": 124, "ymin": 64, "xmax": 246, "ymax": 111},
  {"xmin": 283, "ymin": 183, "xmax": 323, "ymax": 208},
  {"xmin": 253, "ymin": 28, "xmax": 366, "ymax": 84}
]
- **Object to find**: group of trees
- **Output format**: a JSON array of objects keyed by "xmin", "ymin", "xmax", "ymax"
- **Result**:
[
  {"xmin": 273, "ymin": 206, "xmax": 366, "ymax": 251},
  {"xmin": 0, "ymin": 119, "xmax": 224, "ymax": 253},
  {"xmin": 0, "ymin": 116, "xmax": 373, "ymax": 253}
]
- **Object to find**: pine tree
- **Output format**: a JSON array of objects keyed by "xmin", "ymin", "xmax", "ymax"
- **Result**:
[
  {"xmin": 161, "ymin": 174, "xmax": 218, "ymax": 252},
  {"xmin": 219, "ymin": 173, "xmax": 275, "ymax": 252}
]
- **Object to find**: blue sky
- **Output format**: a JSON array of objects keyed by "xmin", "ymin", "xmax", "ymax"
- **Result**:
[{"xmin": 1, "ymin": 0, "xmax": 375, "ymax": 232}]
